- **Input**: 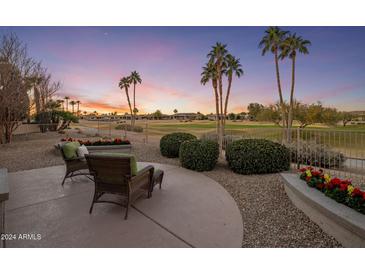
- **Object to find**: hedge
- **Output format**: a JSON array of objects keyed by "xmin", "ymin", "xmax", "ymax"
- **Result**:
[
  {"xmin": 179, "ymin": 140, "xmax": 219, "ymax": 171},
  {"xmin": 226, "ymin": 139, "xmax": 290, "ymax": 174},
  {"xmin": 160, "ymin": 132, "xmax": 197, "ymax": 158}
]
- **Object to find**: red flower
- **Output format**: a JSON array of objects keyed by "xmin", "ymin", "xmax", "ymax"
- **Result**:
[
  {"xmin": 352, "ymin": 188, "xmax": 363, "ymax": 198},
  {"xmin": 312, "ymin": 170, "xmax": 322, "ymax": 177},
  {"xmin": 339, "ymin": 184, "xmax": 348, "ymax": 192},
  {"xmin": 305, "ymin": 177, "xmax": 311, "ymax": 182},
  {"xmin": 299, "ymin": 168, "xmax": 307, "ymax": 172},
  {"xmin": 330, "ymin": 178, "xmax": 342, "ymax": 185}
]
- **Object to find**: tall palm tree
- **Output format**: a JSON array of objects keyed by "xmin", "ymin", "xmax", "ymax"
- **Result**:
[
  {"xmin": 223, "ymin": 54, "xmax": 243, "ymax": 124},
  {"xmin": 280, "ymin": 33, "xmax": 311, "ymax": 141},
  {"xmin": 118, "ymin": 76, "xmax": 133, "ymax": 125},
  {"xmin": 129, "ymin": 71, "xmax": 142, "ymax": 127},
  {"xmin": 64, "ymin": 96, "xmax": 70, "ymax": 112},
  {"xmin": 207, "ymin": 42, "xmax": 228, "ymax": 152},
  {"xmin": 259, "ymin": 27, "xmax": 289, "ymax": 129},
  {"xmin": 70, "ymin": 101, "xmax": 76, "ymax": 113},
  {"xmin": 76, "ymin": 100, "xmax": 80, "ymax": 115},
  {"xmin": 55, "ymin": 99, "xmax": 64, "ymax": 111},
  {"xmin": 201, "ymin": 60, "xmax": 220, "ymax": 136}
]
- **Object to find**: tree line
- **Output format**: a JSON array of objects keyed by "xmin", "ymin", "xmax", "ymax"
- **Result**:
[{"xmin": 247, "ymin": 101, "xmax": 355, "ymax": 127}]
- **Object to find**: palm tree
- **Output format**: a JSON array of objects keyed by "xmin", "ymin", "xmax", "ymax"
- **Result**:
[
  {"xmin": 57, "ymin": 99, "xmax": 65, "ymax": 111},
  {"xmin": 207, "ymin": 43, "xmax": 228, "ymax": 152},
  {"xmin": 201, "ymin": 59, "xmax": 220, "ymax": 136},
  {"xmin": 70, "ymin": 101, "xmax": 76, "ymax": 113},
  {"xmin": 64, "ymin": 96, "xmax": 70, "ymax": 112},
  {"xmin": 173, "ymin": 109, "xmax": 178, "ymax": 114},
  {"xmin": 118, "ymin": 76, "xmax": 133, "ymax": 125},
  {"xmin": 129, "ymin": 71, "xmax": 142, "ymax": 127},
  {"xmin": 280, "ymin": 33, "xmax": 311, "ymax": 141},
  {"xmin": 133, "ymin": 107, "xmax": 139, "ymax": 120},
  {"xmin": 223, "ymin": 54, "xmax": 243, "ymax": 124},
  {"xmin": 76, "ymin": 100, "xmax": 80, "ymax": 115},
  {"xmin": 201, "ymin": 60, "xmax": 219, "ymax": 128},
  {"xmin": 259, "ymin": 27, "xmax": 289, "ymax": 129}
]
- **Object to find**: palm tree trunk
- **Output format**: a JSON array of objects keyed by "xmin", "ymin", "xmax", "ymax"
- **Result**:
[
  {"xmin": 34, "ymin": 87, "xmax": 41, "ymax": 116},
  {"xmin": 274, "ymin": 50, "xmax": 286, "ymax": 141},
  {"xmin": 66, "ymin": 100, "xmax": 68, "ymax": 111},
  {"xmin": 217, "ymin": 64, "xmax": 224, "ymax": 154},
  {"xmin": 223, "ymin": 75, "xmax": 232, "ymax": 127},
  {"xmin": 212, "ymin": 81, "xmax": 219, "ymax": 136},
  {"xmin": 287, "ymin": 56, "xmax": 296, "ymax": 143},
  {"xmin": 125, "ymin": 88, "xmax": 133, "ymax": 126},
  {"xmin": 133, "ymin": 83, "xmax": 136, "ymax": 128}
]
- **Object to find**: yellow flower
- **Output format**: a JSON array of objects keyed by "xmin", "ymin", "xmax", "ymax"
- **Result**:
[
  {"xmin": 347, "ymin": 185, "xmax": 354, "ymax": 195},
  {"xmin": 305, "ymin": 170, "xmax": 312, "ymax": 177},
  {"xmin": 324, "ymin": 174, "xmax": 331, "ymax": 183}
]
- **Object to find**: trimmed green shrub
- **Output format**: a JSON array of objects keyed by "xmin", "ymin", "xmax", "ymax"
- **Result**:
[
  {"xmin": 115, "ymin": 124, "xmax": 143, "ymax": 132},
  {"xmin": 179, "ymin": 140, "xmax": 219, "ymax": 171},
  {"xmin": 285, "ymin": 141, "xmax": 345, "ymax": 169},
  {"xmin": 226, "ymin": 139, "xmax": 290, "ymax": 174},
  {"xmin": 160, "ymin": 132, "xmax": 197, "ymax": 158}
]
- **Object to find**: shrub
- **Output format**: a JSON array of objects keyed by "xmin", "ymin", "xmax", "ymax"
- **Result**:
[
  {"xmin": 226, "ymin": 139, "xmax": 290, "ymax": 174},
  {"xmin": 115, "ymin": 124, "xmax": 143, "ymax": 133},
  {"xmin": 160, "ymin": 132, "xmax": 197, "ymax": 158},
  {"xmin": 179, "ymin": 140, "xmax": 219, "ymax": 171},
  {"xmin": 285, "ymin": 141, "xmax": 345, "ymax": 169}
]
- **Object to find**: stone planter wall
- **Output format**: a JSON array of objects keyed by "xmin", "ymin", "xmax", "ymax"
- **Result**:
[{"xmin": 281, "ymin": 172, "xmax": 365, "ymax": 247}]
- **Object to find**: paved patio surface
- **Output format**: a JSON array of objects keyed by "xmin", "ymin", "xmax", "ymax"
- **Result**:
[{"xmin": 5, "ymin": 163, "xmax": 243, "ymax": 247}]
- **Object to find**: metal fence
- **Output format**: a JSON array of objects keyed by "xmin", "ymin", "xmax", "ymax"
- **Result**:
[
  {"xmin": 11, "ymin": 121, "xmax": 365, "ymax": 185},
  {"xmin": 209, "ymin": 127, "xmax": 365, "ymax": 185}
]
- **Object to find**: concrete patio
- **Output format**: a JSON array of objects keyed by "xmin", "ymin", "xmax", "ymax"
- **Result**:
[{"xmin": 4, "ymin": 163, "xmax": 243, "ymax": 247}]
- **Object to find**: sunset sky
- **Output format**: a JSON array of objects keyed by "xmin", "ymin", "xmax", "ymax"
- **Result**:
[{"xmin": 1, "ymin": 26, "xmax": 364, "ymax": 114}]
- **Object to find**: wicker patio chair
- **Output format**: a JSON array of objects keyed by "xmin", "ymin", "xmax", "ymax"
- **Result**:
[
  {"xmin": 85, "ymin": 154, "xmax": 154, "ymax": 220},
  {"xmin": 58, "ymin": 143, "xmax": 92, "ymax": 186}
]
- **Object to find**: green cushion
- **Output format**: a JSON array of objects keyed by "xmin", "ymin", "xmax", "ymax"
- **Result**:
[
  {"xmin": 95, "ymin": 152, "xmax": 137, "ymax": 176},
  {"xmin": 62, "ymin": 142, "xmax": 80, "ymax": 159}
]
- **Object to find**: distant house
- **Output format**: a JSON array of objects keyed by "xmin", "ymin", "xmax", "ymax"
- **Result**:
[
  {"xmin": 171, "ymin": 113, "xmax": 198, "ymax": 120},
  {"xmin": 206, "ymin": 114, "xmax": 226, "ymax": 121}
]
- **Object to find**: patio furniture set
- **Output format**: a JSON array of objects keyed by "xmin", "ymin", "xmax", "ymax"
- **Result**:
[{"xmin": 57, "ymin": 141, "xmax": 164, "ymax": 220}]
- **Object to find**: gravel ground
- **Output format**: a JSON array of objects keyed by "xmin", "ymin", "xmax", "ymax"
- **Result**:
[{"xmin": 0, "ymin": 132, "xmax": 341, "ymax": 247}]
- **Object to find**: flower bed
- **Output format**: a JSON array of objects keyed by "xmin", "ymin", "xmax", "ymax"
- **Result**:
[
  {"xmin": 299, "ymin": 167, "xmax": 365, "ymax": 214},
  {"xmin": 60, "ymin": 137, "xmax": 130, "ymax": 146}
]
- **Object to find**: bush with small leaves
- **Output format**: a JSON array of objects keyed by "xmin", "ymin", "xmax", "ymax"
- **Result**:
[
  {"xmin": 226, "ymin": 139, "xmax": 290, "ymax": 174},
  {"xmin": 179, "ymin": 140, "xmax": 219, "ymax": 171},
  {"xmin": 160, "ymin": 132, "xmax": 197, "ymax": 158}
]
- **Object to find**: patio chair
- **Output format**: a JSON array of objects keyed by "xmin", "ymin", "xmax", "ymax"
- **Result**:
[
  {"xmin": 85, "ymin": 154, "xmax": 154, "ymax": 220},
  {"xmin": 58, "ymin": 142, "xmax": 92, "ymax": 186}
]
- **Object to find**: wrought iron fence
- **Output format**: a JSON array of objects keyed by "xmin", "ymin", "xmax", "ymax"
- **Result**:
[{"xmin": 211, "ymin": 127, "xmax": 365, "ymax": 185}]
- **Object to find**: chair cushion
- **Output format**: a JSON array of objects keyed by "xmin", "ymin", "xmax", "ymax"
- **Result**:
[
  {"xmin": 62, "ymin": 142, "xmax": 81, "ymax": 159},
  {"xmin": 95, "ymin": 153, "xmax": 137, "ymax": 176},
  {"xmin": 77, "ymin": 145, "xmax": 89, "ymax": 160}
]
